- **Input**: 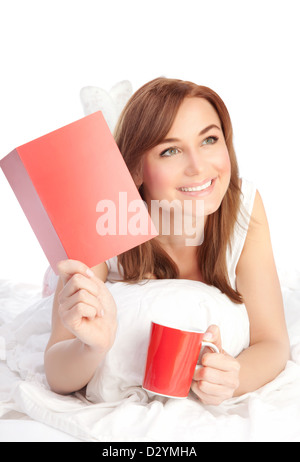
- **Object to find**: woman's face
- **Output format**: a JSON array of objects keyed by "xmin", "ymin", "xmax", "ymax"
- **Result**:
[{"xmin": 140, "ymin": 97, "xmax": 231, "ymax": 218}]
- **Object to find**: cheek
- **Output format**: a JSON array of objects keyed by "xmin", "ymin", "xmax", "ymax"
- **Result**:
[
  {"xmin": 142, "ymin": 162, "xmax": 172, "ymax": 196},
  {"xmin": 215, "ymin": 148, "xmax": 231, "ymax": 177}
]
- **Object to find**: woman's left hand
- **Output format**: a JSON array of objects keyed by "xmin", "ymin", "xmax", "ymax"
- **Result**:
[{"xmin": 191, "ymin": 325, "xmax": 240, "ymax": 405}]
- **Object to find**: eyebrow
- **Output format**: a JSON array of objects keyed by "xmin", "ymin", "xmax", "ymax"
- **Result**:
[{"xmin": 159, "ymin": 124, "xmax": 221, "ymax": 144}]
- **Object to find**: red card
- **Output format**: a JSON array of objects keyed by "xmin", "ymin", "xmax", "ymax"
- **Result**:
[{"xmin": 0, "ymin": 112, "xmax": 157, "ymax": 273}]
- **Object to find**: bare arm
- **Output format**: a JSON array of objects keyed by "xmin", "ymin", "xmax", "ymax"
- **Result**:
[
  {"xmin": 233, "ymin": 190, "xmax": 290, "ymax": 395},
  {"xmin": 44, "ymin": 260, "xmax": 117, "ymax": 395}
]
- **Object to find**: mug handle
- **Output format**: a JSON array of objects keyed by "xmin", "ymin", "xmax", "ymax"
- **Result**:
[
  {"xmin": 195, "ymin": 341, "xmax": 219, "ymax": 370},
  {"xmin": 202, "ymin": 341, "xmax": 219, "ymax": 354}
]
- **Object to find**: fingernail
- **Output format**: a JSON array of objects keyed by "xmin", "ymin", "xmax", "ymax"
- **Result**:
[{"xmin": 86, "ymin": 268, "xmax": 94, "ymax": 278}]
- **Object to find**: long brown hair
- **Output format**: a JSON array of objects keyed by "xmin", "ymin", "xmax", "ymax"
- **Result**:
[{"xmin": 114, "ymin": 77, "xmax": 243, "ymax": 303}]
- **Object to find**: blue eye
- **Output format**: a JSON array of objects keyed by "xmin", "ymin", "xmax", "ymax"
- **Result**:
[
  {"xmin": 160, "ymin": 147, "xmax": 180, "ymax": 157},
  {"xmin": 202, "ymin": 136, "xmax": 218, "ymax": 145}
]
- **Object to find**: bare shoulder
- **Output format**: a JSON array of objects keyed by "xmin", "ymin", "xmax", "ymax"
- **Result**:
[
  {"xmin": 245, "ymin": 189, "xmax": 270, "ymax": 242},
  {"xmin": 236, "ymin": 188, "xmax": 274, "ymax": 282}
]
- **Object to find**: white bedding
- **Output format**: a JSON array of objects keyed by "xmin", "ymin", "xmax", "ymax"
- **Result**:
[{"xmin": 0, "ymin": 271, "xmax": 300, "ymax": 442}]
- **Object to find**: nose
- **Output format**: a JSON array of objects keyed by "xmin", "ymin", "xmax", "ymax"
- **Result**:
[{"xmin": 184, "ymin": 149, "xmax": 204, "ymax": 176}]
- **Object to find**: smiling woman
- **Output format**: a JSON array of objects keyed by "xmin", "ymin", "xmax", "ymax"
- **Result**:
[
  {"xmin": 141, "ymin": 98, "xmax": 231, "ymax": 216},
  {"xmin": 44, "ymin": 77, "xmax": 289, "ymax": 407},
  {"xmin": 115, "ymin": 78, "xmax": 241, "ymax": 301}
]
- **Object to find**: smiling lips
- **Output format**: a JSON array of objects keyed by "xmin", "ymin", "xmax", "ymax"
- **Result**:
[{"xmin": 178, "ymin": 179, "xmax": 213, "ymax": 192}]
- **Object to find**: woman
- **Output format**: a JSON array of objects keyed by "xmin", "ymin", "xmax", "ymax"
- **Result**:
[{"xmin": 44, "ymin": 77, "xmax": 290, "ymax": 405}]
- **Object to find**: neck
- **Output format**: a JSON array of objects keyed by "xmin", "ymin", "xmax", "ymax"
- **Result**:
[
  {"xmin": 158, "ymin": 241, "xmax": 203, "ymax": 282},
  {"xmin": 150, "ymin": 202, "xmax": 207, "ymax": 249}
]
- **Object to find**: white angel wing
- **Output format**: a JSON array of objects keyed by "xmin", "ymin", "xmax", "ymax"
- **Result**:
[{"xmin": 80, "ymin": 80, "xmax": 133, "ymax": 133}]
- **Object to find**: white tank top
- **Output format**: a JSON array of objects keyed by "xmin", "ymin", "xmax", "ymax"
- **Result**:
[
  {"xmin": 86, "ymin": 178, "xmax": 257, "ymax": 403},
  {"xmin": 226, "ymin": 177, "xmax": 257, "ymax": 289}
]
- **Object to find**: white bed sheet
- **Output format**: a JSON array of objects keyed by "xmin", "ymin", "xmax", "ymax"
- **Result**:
[
  {"xmin": 0, "ymin": 271, "xmax": 300, "ymax": 443},
  {"xmin": 0, "ymin": 420, "xmax": 80, "ymax": 442}
]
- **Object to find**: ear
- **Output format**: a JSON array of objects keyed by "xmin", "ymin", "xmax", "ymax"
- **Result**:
[
  {"xmin": 132, "ymin": 175, "xmax": 143, "ymax": 190},
  {"xmin": 132, "ymin": 164, "xmax": 143, "ymax": 188}
]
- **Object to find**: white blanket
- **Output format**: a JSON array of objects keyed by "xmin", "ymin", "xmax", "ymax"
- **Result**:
[{"xmin": 0, "ymin": 272, "xmax": 300, "ymax": 442}]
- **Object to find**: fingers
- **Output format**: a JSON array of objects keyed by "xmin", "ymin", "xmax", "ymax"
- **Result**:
[
  {"xmin": 201, "ymin": 350, "xmax": 240, "ymax": 372},
  {"xmin": 57, "ymin": 259, "xmax": 96, "ymax": 285},
  {"xmin": 193, "ymin": 325, "xmax": 221, "ymax": 378},
  {"xmin": 59, "ymin": 302, "xmax": 99, "ymax": 326},
  {"xmin": 191, "ymin": 369, "xmax": 240, "ymax": 405},
  {"xmin": 59, "ymin": 272, "xmax": 99, "ymax": 302},
  {"xmin": 191, "ymin": 350, "xmax": 240, "ymax": 405},
  {"xmin": 57, "ymin": 259, "xmax": 106, "ymax": 320},
  {"xmin": 193, "ymin": 350, "xmax": 239, "ymax": 381},
  {"xmin": 191, "ymin": 325, "xmax": 240, "ymax": 405},
  {"xmin": 57, "ymin": 259, "xmax": 104, "ymax": 300},
  {"xmin": 203, "ymin": 324, "xmax": 222, "ymax": 353},
  {"xmin": 55, "ymin": 260, "xmax": 117, "ymax": 350},
  {"xmin": 190, "ymin": 381, "xmax": 234, "ymax": 406},
  {"xmin": 59, "ymin": 288, "xmax": 102, "ymax": 315},
  {"xmin": 194, "ymin": 354, "xmax": 240, "ymax": 383}
]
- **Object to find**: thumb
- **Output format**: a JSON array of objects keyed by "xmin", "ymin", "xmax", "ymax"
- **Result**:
[{"xmin": 203, "ymin": 324, "xmax": 222, "ymax": 353}]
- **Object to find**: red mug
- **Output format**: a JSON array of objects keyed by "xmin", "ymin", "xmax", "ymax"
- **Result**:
[{"xmin": 142, "ymin": 322, "xmax": 219, "ymax": 398}]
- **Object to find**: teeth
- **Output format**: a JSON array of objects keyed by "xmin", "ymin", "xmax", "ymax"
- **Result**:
[{"xmin": 179, "ymin": 180, "xmax": 212, "ymax": 192}]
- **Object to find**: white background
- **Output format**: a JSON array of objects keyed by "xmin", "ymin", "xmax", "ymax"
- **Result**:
[{"xmin": 0, "ymin": 0, "xmax": 299, "ymax": 286}]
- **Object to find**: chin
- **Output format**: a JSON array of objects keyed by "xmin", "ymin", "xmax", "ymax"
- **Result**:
[{"xmin": 203, "ymin": 198, "xmax": 224, "ymax": 217}]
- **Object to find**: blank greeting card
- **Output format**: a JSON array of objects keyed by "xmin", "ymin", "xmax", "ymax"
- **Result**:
[{"xmin": 0, "ymin": 112, "xmax": 157, "ymax": 273}]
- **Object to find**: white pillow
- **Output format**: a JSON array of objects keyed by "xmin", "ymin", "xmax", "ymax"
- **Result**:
[{"xmin": 86, "ymin": 279, "xmax": 250, "ymax": 403}]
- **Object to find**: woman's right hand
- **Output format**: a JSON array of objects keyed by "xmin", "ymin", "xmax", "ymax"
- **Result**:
[{"xmin": 57, "ymin": 259, "xmax": 117, "ymax": 353}]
